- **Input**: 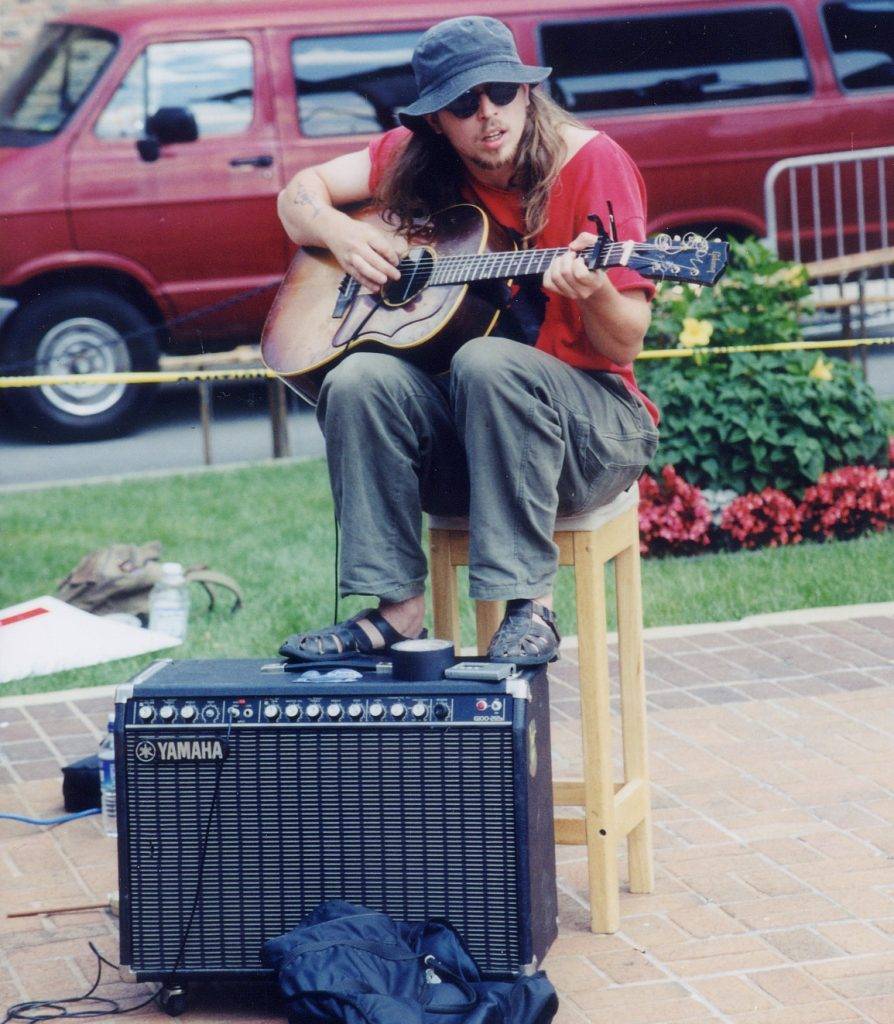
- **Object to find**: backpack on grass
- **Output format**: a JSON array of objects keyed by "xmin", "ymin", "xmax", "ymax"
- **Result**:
[{"xmin": 56, "ymin": 541, "xmax": 243, "ymax": 619}]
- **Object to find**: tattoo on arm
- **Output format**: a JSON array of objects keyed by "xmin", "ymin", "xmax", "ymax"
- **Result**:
[{"xmin": 293, "ymin": 182, "xmax": 323, "ymax": 218}]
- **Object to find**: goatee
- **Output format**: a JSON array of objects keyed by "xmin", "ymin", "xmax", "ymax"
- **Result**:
[{"xmin": 470, "ymin": 153, "xmax": 515, "ymax": 172}]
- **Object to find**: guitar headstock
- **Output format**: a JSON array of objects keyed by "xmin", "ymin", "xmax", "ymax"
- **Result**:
[{"xmin": 630, "ymin": 233, "xmax": 729, "ymax": 287}]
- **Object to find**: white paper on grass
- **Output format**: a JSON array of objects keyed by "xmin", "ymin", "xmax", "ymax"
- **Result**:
[{"xmin": 0, "ymin": 596, "xmax": 181, "ymax": 684}]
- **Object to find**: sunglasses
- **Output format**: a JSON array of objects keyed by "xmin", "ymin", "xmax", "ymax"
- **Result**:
[{"xmin": 442, "ymin": 82, "xmax": 521, "ymax": 119}]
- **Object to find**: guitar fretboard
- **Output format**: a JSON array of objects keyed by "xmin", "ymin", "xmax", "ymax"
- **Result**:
[{"xmin": 425, "ymin": 242, "xmax": 635, "ymax": 286}]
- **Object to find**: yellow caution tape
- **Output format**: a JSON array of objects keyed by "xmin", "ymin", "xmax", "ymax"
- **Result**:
[
  {"xmin": 0, "ymin": 336, "xmax": 891, "ymax": 388},
  {"xmin": 637, "ymin": 336, "xmax": 894, "ymax": 359},
  {"xmin": 0, "ymin": 367, "xmax": 277, "ymax": 388}
]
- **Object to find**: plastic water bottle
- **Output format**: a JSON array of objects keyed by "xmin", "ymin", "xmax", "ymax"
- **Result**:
[
  {"xmin": 99, "ymin": 714, "xmax": 117, "ymax": 838},
  {"xmin": 148, "ymin": 561, "xmax": 190, "ymax": 639}
]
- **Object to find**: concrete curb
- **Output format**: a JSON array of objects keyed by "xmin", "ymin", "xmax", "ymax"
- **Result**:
[{"xmin": 0, "ymin": 454, "xmax": 317, "ymax": 494}]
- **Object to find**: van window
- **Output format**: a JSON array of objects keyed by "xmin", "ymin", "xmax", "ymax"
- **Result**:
[
  {"xmin": 95, "ymin": 38, "xmax": 253, "ymax": 140},
  {"xmin": 540, "ymin": 7, "xmax": 810, "ymax": 115},
  {"xmin": 0, "ymin": 24, "xmax": 116, "ymax": 137},
  {"xmin": 291, "ymin": 31, "xmax": 423, "ymax": 136},
  {"xmin": 823, "ymin": 1, "xmax": 894, "ymax": 91}
]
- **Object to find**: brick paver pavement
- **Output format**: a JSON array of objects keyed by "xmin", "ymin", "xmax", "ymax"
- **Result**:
[{"xmin": 2, "ymin": 605, "xmax": 893, "ymax": 1023}]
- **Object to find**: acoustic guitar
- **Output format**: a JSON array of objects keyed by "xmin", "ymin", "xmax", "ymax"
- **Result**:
[{"xmin": 261, "ymin": 204, "xmax": 728, "ymax": 405}]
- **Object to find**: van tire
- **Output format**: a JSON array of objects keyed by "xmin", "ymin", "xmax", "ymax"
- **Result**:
[{"xmin": 0, "ymin": 286, "xmax": 160, "ymax": 442}]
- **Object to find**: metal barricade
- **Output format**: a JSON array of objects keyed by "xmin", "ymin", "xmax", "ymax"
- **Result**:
[{"xmin": 763, "ymin": 146, "xmax": 894, "ymax": 342}]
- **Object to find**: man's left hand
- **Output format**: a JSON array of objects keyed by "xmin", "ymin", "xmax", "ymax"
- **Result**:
[{"xmin": 542, "ymin": 232, "xmax": 608, "ymax": 303}]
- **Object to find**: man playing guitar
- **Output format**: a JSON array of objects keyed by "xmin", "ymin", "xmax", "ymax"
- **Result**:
[{"xmin": 276, "ymin": 15, "xmax": 660, "ymax": 665}]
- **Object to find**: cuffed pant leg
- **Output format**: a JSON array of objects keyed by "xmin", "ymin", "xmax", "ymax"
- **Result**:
[{"xmin": 317, "ymin": 352, "xmax": 468, "ymax": 602}]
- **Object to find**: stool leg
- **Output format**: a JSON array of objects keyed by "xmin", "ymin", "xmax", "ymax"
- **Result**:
[
  {"xmin": 429, "ymin": 529, "xmax": 461, "ymax": 652},
  {"xmin": 615, "ymin": 515, "xmax": 654, "ymax": 895},
  {"xmin": 475, "ymin": 601, "xmax": 504, "ymax": 655},
  {"xmin": 573, "ymin": 532, "xmax": 619, "ymax": 933}
]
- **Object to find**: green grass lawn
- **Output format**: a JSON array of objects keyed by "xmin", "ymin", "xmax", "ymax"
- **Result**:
[{"xmin": 2, "ymin": 458, "xmax": 892, "ymax": 698}]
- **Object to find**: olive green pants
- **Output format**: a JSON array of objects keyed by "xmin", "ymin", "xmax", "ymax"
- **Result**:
[{"xmin": 316, "ymin": 337, "xmax": 658, "ymax": 602}]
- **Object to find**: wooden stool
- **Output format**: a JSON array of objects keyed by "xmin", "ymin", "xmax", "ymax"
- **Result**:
[{"xmin": 428, "ymin": 484, "xmax": 653, "ymax": 933}]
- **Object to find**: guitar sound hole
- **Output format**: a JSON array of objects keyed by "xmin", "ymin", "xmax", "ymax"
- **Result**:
[{"xmin": 381, "ymin": 246, "xmax": 434, "ymax": 306}]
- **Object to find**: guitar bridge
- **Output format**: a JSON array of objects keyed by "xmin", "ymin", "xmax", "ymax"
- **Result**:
[{"xmin": 332, "ymin": 275, "xmax": 360, "ymax": 318}]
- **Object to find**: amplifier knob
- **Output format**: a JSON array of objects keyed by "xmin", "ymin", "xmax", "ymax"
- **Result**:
[
  {"xmin": 181, "ymin": 705, "xmax": 197, "ymax": 722},
  {"xmin": 347, "ymin": 702, "xmax": 364, "ymax": 720},
  {"xmin": 433, "ymin": 703, "xmax": 449, "ymax": 721},
  {"xmin": 159, "ymin": 705, "xmax": 176, "ymax": 723},
  {"xmin": 368, "ymin": 702, "xmax": 385, "ymax": 720},
  {"xmin": 411, "ymin": 702, "xmax": 428, "ymax": 720},
  {"xmin": 326, "ymin": 703, "xmax": 343, "ymax": 720},
  {"xmin": 264, "ymin": 704, "xmax": 280, "ymax": 721},
  {"xmin": 284, "ymin": 703, "xmax": 301, "ymax": 720},
  {"xmin": 138, "ymin": 705, "xmax": 155, "ymax": 722},
  {"xmin": 306, "ymin": 703, "xmax": 322, "ymax": 721},
  {"xmin": 390, "ymin": 702, "xmax": 406, "ymax": 720}
]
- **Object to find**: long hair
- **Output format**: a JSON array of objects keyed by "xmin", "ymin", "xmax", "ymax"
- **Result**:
[{"xmin": 374, "ymin": 90, "xmax": 582, "ymax": 242}]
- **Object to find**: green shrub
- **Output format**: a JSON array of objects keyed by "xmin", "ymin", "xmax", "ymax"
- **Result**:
[
  {"xmin": 640, "ymin": 351, "xmax": 889, "ymax": 494},
  {"xmin": 640, "ymin": 237, "xmax": 890, "ymax": 494}
]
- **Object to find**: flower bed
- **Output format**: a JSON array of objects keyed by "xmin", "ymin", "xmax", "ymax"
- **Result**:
[{"xmin": 639, "ymin": 461, "xmax": 894, "ymax": 557}]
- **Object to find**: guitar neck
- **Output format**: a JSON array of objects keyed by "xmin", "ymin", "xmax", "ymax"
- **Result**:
[{"xmin": 430, "ymin": 243, "xmax": 630, "ymax": 286}]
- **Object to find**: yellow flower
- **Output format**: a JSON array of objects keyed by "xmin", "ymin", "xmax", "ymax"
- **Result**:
[
  {"xmin": 809, "ymin": 356, "xmax": 833, "ymax": 381},
  {"xmin": 678, "ymin": 317, "xmax": 713, "ymax": 348}
]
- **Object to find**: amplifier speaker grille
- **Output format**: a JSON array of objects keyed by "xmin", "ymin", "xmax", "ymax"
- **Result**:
[{"xmin": 125, "ymin": 726, "xmax": 520, "ymax": 975}]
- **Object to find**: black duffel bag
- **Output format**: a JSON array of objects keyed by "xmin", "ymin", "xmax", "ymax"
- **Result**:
[{"xmin": 261, "ymin": 900, "xmax": 558, "ymax": 1024}]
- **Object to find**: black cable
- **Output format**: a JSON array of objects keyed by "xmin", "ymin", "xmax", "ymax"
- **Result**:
[
  {"xmin": 332, "ymin": 506, "xmax": 340, "ymax": 628},
  {"xmin": 1, "ymin": 942, "xmax": 160, "ymax": 1024},
  {"xmin": 163, "ymin": 714, "xmax": 234, "ymax": 987}
]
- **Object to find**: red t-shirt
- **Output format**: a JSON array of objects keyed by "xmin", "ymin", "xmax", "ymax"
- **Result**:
[{"xmin": 368, "ymin": 127, "xmax": 659, "ymax": 425}]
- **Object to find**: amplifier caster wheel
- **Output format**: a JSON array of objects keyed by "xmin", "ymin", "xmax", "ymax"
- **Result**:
[{"xmin": 159, "ymin": 984, "xmax": 187, "ymax": 1017}]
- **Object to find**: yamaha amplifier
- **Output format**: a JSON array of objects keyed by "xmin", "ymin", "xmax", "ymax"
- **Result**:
[{"xmin": 115, "ymin": 658, "xmax": 557, "ymax": 982}]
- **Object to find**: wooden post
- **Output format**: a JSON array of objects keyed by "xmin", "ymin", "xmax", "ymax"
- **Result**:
[
  {"xmin": 614, "ymin": 508, "xmax": 654, "ymax": 895},
  {"xmin": 429, "ymin": 529, "xmax": 462, "ymax": 652},
  {"xmin": 573, "ymin": 531, "xmax": 619, "ymax": 933},
  {"xmin": 268, "ymin": 378, "xmax": 291, "ymax": 459},
  {"xmin": 475, "ymin": 601, "xmax": 504, "ymax": 655},
  {"xmin": 198, "ymin": 380, "xmax": 213, "ymax": 465}
]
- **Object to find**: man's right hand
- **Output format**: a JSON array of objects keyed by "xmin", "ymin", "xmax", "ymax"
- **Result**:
[
  {"xmin": 327, "ymin": 219, "xmax": 404, "ymax": 294},
  {"xmin": 278, "ymin": 151, "xmax": 404, "ymax": 293}
]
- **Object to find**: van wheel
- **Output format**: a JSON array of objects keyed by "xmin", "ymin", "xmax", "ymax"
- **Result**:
[{"xmin": 1, "ymin": 287, "xmax": 160, "ymax": 442}]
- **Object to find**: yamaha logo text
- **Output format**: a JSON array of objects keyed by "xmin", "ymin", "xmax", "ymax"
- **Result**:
[{"xmin": 136, "ymin": 739, "xmax": 228, "ymax": 763}]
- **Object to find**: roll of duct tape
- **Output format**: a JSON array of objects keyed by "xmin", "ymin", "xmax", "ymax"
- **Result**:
[{"xmin": 390, "ymin": 637, "xmax": 455, "ymax": 681}]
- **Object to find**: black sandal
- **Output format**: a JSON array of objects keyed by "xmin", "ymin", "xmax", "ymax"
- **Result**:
[
  {"xmin": 487, "ymin": 599, "xmax": 561, "ymax": 665},
  {"xmin": 279, "ymin": 607, "xmax": 427, "ymax": 663}
]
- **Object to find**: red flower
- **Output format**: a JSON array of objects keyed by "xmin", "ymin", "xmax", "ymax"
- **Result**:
[
  {"xmin": 720, "ymin": 489, "xmax": 803, "ymax": 549},
  {"xmin": 798, "ymin": 466, "xmax": 894, "ymax": 541},
  {"xmin": 638, "ymin": 465, "xmax": 713, "ymax": 556}
]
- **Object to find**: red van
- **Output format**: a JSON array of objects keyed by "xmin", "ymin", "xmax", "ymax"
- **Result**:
[{"xmin": 1, "ymin": 0, "xmax": 891, "ymax": 439}]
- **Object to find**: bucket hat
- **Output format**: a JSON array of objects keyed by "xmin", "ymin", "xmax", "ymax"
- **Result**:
[{"xmin": 398, "ymin": 16, "xmax": 551, "ymax": 128}]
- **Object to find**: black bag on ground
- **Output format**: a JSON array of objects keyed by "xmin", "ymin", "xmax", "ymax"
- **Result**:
[
  {"xmin": 61, "ymin": 754, "xmax": 101, "ymax": 812},
  {"xmin": 261, "ymin": 901, "xmax": 558, "ymax": 1024}
]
